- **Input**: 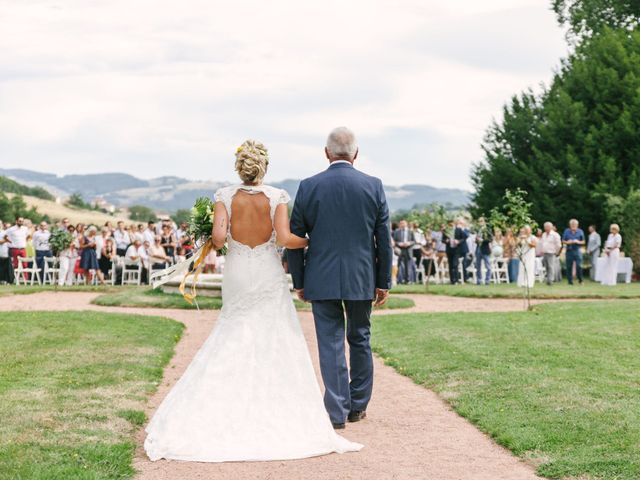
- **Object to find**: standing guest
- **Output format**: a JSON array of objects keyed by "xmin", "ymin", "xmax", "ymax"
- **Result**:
[
  {"xmin": 80, "ymin": 226, "xmax": 105, "ymax": 285},
  {"xmin": 58, "ymin": 218, "xmax": 70, "ymax": 232},
  {"xmin": 562, "ymin": 219, "xmax": 585, "ymax": 285},
  {"xmin": 3, "ymin": 216, "xmax": 28, "ymax": 269},
  {"xmin": 421, "ymin": 232, "xmax": 436, "ymax": 279},
  {"xmin": 445, "ymin": 221, "xmax": 457, "ymax": 284},
  {"xmin": 491, "ymin": 228, "xmax": 504, "ymax": 258},
  {"xmin": 517, "ymin": 226, "xmax": 537, "ymax": 288},
  {"xmin": 58, "ymin": 228, "xmax": 78, "ymax": 286},
  {"xmin": 99, "ymin": 237, "xmax": 116, "ymax": 280},
  {"xmin": 392, "ymin": 220, "xmax": 415, "ymax": 284},
  {"xmin": 149, "ymin": 236, "xmax": 170, "ymax": 270},
  {"xmin": 176, "ymin": 222, "xmax": 189, "ymax": 242},
  {"xmin": 454, "ymin": 219, "xmax": 469, "ymax": 283},
  {"xmin": 432, "ymin": 224, "xmax": 447, "ymax": 268},
  {"xmin": 474, "ymin": 218, "xmax": 492, "ymax": 285},
  {"xmin": 411, "ymin": 222, "xmax": 426, "ymax": 273},
  {"xmin": 143, "ymin": 221, "xmax": 157, "ymax": 246},
  {"xmin": 587, "ymin": 225, "xmax": 602, "ymax": 281},
  {"xmin": 0, "ymin": 221, "xmax": 15, "ymax": 284},
  {"xmin": 33, "ymin": 221, "xmax": 52, "ymax": 279},
  {"xmin": 25, "ymin": 234, "xmax": 35, "ymax": 258},
  {"xmin": 535, "ymin": 229, "xmax": 544, "ymax": 257},
  {"xmin": 540, "ymin": 222, "xmax": 562, "ymax": 285},
  {"xmin": 104, "ymin": 221, "xmax": 115, "ymax": 234},
  {"xmin": 503, "ymin": 228, "xmax": 519, "ymax": 283},
  {"xmin": 134, "ymin": 224, "xmax": 145, "ymax": 243},
  {"xmin": 160, "ymin": 224, "xmax": 177, "ymax": 263},
  {"xmin": 113, "ymin": 221, "xmax": 130, "ymax": 257},
  {"xmin": 600, "ymin": 224, "xmax": 622, "ymax": 286}
]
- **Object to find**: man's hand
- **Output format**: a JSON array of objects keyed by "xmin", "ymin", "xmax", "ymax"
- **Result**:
[
  {"xmin": 295, "ymin": 289, "xmax": 308, "ymax": 303},
  {"xmin": 374, "ymin": 288, "xmax": 389, "ymax": 307}
]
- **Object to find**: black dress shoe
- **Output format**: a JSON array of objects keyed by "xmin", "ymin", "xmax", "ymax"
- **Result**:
[
  {"xmin": 332, "ymin": 422, "xmax": 345, "ymax": 430},
  {"xmin": 348, "ymin": 410, "xmax": 367, "ymax": 423}
]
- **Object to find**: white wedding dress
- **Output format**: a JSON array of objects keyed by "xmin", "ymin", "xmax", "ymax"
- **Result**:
[{"xmin": 144, "ymin": 184, "xmax": 362, "ymax": 462}]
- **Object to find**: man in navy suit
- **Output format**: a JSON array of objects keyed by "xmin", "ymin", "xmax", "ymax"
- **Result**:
[{"xmin": 288, "ymin": 127, "xmax": 393, "ymax": 429}]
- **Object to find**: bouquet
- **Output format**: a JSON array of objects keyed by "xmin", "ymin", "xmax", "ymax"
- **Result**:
[
  {"xmin": 188, "ymin": 197, "xmax": 227, "ymax": 255},
  {"xmin": 50, "ymin": 229, "xmax": 73, "ymax": 255}
]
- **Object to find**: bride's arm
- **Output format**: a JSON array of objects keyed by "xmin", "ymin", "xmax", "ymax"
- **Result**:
[
  {"xmin": 274, "ymin": 204, "xmax": 308, "ymax": 249},
  {"xmin": 212, "ymin": 201, "xmax": 228, "ymax": 250}
]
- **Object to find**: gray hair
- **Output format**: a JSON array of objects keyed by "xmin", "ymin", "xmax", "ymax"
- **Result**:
[
  {"xmin": 569, "ymin": 218, "xmax": 579, "ymax": 226},
  {"xmin": 326, "ymin": 127, "xmax": 358, "ymax": 158}
]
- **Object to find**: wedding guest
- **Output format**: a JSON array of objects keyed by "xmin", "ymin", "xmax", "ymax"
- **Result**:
[
  {"xmin": 474, "ymin": 217, "xmax": 492, "ymax": 285},
  {"xmin": 33, "ymin": 221, "xmax": 52, "ymax": 279},
  {"xmin": 421, "ymin": 232, "xmax": 436, "ymax": 279},
  {"xmin": 58, "ymin": 218, "xmax": 70, "ymax": 232},
  {"xmin": 562, "ymin": 219, "xmax": 585, "ymax": 285},
  {"xmin": 139, "ymin": 240, "xmax": 151, "ymax": 284},
  {"xmin": 204, "ymin": 247, "xmax": 217, "ymax": 273},
  {"xmin": 517, "ymin": 226, "xmax": 537, "ymax": 289},
  {"xmin": 503, "ymin": 228, "xmax": 519, "ymax": 283},
  {"xmin": 393, "ymin": 220, "xmax": 415, "ymax": 284},
  {"xmin": 99, "ymin": 237, "xmax": 116, "ymax": 280},
  {"xmin": 149, "ymin": 236, "xmax": 170, "ymax": 270},
  {"xmin": 143, "ymin": 221, "xmax": 157, "ymax": 246},
  {"xmin": 411, "ymin": 222, "xmax": 426, "ymax": 273},
  {"xmin": 133, "ymin": 224, "xmax": 144, "ymax": 243},
  {"xmin": 491, "ymin": 228, "xmax": 504, "ymax": 258},
  {"xmin": 3, "ymin": 216, "xmax": 28, "ymax": 269},
  {"xmin": 175, "ymin": 246, "xmax": 187, "ymax": 264},
  {"xmin": 540, "ymin": 222, "xmax": 561, "ymax": 285},
  {"xmin": 160, "ymin": 224, "xmax": 177, "ymax": 262},
  {"xmin": 0, "ymin": 221, "xmax": 14, "ymax": 284},
  {"xmin": 535, "ymin": 229, "xmax": 544, "ymax": 257},
  {"xmin": 80, "ymin": 226, "xmax": 105, "ymax": 285},
  {"xmin": 124, "ymin": 239, "xmax": 142, "ymax": 266},
  {"xmin": 432, "ymin": 224, "xmax": 447, "ymax": 269},
  {"xmin": 587, "ymin": 225, "xmax": 602, "ymax": 280},
  {"xmin": 600, "ymin": 224, "xmax": 622, "ymax": 286},
  {"xmin": 114, "ymin": 221, "xmax": 130, "ymax": 257},
  {"xmin": 25, "ymin": 234, "xmax": 35, "ymax": 258},
  {"xmin": 58, "ymin": 229, "xmax": 78, "ymax": 286}
]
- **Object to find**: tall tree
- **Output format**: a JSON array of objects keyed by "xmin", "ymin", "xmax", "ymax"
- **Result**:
[
  {"xmin": 553, "ymin": 0, "xmax": 640, "ymax": 42},
  {"xmin": 472, "ymin": 28, "xmax": 640, "ymax": 231}
]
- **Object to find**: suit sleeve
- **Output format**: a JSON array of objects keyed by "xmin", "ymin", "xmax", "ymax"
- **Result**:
[
  {"xmin": 287, "ymin": 183, "xmax": 306, "ymax": 289},
  {"xmin": 374, "ymin": 180, "xmax": 393, "ymax": 290}
]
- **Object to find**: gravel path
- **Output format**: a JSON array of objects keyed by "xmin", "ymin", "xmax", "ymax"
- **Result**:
[{"xmin": 0, "ymin": 291, "xmax": 542, "ymax": 480}]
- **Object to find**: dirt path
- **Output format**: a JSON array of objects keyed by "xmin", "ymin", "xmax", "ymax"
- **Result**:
[{"xmin": 0, "ymin": 292, "xmax": 542, "ymax": 480}]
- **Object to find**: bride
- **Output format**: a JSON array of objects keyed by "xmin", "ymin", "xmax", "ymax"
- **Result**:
[{"xmin": 144, "ymin": 140, "xmax": 363, "ymax": 462}]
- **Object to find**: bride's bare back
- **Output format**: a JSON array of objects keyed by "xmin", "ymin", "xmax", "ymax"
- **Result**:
[{"xmin": 230, "ymin": 191, "xmax": 273, "ymax": 248}]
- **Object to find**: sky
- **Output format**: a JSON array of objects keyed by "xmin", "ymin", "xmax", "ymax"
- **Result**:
[{"xmin": 0, "ymin": 0, "xmax": 568, "ymax": 190}]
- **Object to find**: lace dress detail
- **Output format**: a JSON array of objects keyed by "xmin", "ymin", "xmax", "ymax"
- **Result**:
[{"xmin": 144, "ymin": 185, "xmax": 361, "ymax": 462}]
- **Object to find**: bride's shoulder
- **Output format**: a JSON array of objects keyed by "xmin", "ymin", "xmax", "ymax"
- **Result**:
[
  {"xmin": 214, "ymin": 184, "xmax": 238, "ymax": 202},
  {"xmin": 262, "ymin": 185, "xmax": 291, "ymax": 203}
]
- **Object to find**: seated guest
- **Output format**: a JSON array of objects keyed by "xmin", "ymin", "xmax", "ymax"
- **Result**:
[
  {"xmin": 140, "ymin": 240, "xmax": 151, "ymax": 284},
  {"xmin": 600, "ymin": 224, "xmax": 622, "ymax": 286},
  {"xmin": 124, "ymin": 239, "xmax": 142, "ymax": 267},
  {"xmin": 160, "ymin": 224, "xmax": 177, "ymax": 262},
  {"xmin": 149, "ymin": 236, "xmax": 170, "ymax": 270},
  {"xmin": 562, "ymin": 219, "xmax": 585, "ymax": 285}
]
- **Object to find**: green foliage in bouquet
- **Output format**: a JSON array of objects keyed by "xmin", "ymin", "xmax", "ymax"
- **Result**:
[
  {"xmin": 50, "ymin": 229, "xmax": 73, "ymax": 255},
  {"xmin": 188, "ymin": 197, "xmax": 227, "ymax": 255}
]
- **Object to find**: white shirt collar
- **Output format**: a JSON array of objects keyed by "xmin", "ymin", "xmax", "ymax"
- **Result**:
[{"xmin": 329, "ymin": 160, "xmax": 352, "ymax": 166}]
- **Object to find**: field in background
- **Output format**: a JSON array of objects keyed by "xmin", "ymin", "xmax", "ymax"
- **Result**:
[{"xmin": 7, "ymin": 193, "xmax": 129, "ymax": 225}]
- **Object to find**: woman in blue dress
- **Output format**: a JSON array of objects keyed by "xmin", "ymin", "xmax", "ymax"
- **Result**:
[{"xmin": 79, "ymin": 225, "xmax": 105, "ymax": 285}]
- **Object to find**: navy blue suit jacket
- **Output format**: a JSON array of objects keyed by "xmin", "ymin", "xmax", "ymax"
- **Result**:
[{"xmin": 288, "ymin": 162, "xmax": 393, "ymax": 301}]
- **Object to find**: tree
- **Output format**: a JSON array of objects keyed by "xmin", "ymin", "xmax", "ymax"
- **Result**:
[
  {"xmin": 66, "ymin": 193, "xmax": 95, "ymax": 210},
  {"xmin": 489, "ymin": 189, "xmax": 538, "ymax": 310},
  {"xmin": 0, "ymin": 192, "xmax": 47, "ymax": 224},
  {"xmin": 171, "ymin": 209, "xmax": 191, "ymax": 225},
  {"xmin": 473, "ymin": 28, "xmax": 640, "ymax": 232},
  {"xmin": 552, "ymin": 0, "xmax": 640, "ymax": 42},
  {"xmin": 129, "ymin": 205, "xmax": 157, "ymax": 222}
]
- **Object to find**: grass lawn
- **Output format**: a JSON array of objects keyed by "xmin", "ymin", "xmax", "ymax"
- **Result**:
[
  {"xmin": 91, "ymin": 287, "xmax": 415, "ymax": 311},
  {"xmin": 0, "ymin": 311, "xmax": 184, "ymax": 479},
  {"xmin": 0, "ymin": 284, "xmax": 119, "ymax": 297},
  {"xmin": 391, "ymin": 280, "xmax": 640, "ymax": 299},
  {"xmin": 372, "ymin": 301, "xmax": 640, "ymax": 479}
]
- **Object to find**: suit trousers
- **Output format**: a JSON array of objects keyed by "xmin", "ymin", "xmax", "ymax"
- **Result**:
[
  {"xmin": 311, "ymin": 300, "xmax": 373, "ymax": 424},
  {"xmin": 543, "ymin": 253, "xmax": 556, "ymax": 284}
]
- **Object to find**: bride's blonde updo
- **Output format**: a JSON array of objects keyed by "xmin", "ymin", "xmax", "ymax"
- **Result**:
[{"xmin": 235, "ymin": 140, "xmax": 269, "ymax": 184}]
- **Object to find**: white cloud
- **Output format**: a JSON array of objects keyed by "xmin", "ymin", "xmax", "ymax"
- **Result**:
[{"xmin": 0, "ymin": 0, "xmax": 567, "ymax": 189}]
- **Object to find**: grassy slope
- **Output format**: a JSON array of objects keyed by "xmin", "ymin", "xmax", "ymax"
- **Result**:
[
  {"xmin": 372, "ymin": 301, "xmax": 640, "ymax": 479},
  {"xmin": 0, "ymin": 311, "xmax": 183, "ymax": 479},
  {"xmin": 391, "ymin": 280, "xmax": 640, "ymax": 299}
]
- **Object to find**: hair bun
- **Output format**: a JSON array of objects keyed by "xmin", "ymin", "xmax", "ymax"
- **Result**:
[{"xmin": 235, "ymin": 140, "xmax": 269, "ymax": 183}]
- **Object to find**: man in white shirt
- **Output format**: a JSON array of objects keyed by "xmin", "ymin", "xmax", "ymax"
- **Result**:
[
  {"xmin": 2, "ymin": 217, "xmax": 28, "ymax": 268},
  {"xmin": 32, "ymin": 221, "xmax": 52, "ymax": 278},
  {"xmin": 0, "ymin": 221, "xmax": 15, "ymax": 284},
  {"xmin": 113, "ymin": 221, "xmax": 130, "ymax": 257},
  {"xmin": 540, "ymin": 222, "xmax": 562, "ymax": 285},
  {"xmin": 143, "ymin": 221, "xmax": 156, "ymax": 246}
]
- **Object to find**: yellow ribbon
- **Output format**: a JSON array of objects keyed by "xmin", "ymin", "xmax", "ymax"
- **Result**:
[{"xmin": 179, "ymin": 239, "xmax": 214, "ymax": 306}]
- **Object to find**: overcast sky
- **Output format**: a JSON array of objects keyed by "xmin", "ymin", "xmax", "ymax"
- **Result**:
[{"xmin": 0, "ymin": 0, "xmax": 568, "ymax": 190}]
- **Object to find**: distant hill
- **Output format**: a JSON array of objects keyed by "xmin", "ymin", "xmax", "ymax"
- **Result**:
[
  {"xmin": 0, "ymin": 168, "xmax": 470, "ymax": 213},
  {"xmin": 0, "ymin": 175, "xmax": 55, "ymax": 201}
]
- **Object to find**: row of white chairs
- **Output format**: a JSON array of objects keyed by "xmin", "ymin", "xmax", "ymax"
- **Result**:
[{"xmin": 13, "ymin": 256, "xmax": 166, "ymax": 287}]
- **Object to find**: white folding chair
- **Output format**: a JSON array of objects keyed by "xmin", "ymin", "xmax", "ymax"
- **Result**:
[
  {"xmin": 121, "ymin": 262, "xmax": 142, "ymax": 285},
  {"xmin": 492, "ymin": 257, "xmax": 509, "ymax": 284},
  {"xmin": 15, "ymin": 256, "xmax": 41, "ymax": 285},
  {"xmin": 43, "ymin": 256, "xmax": 60, "ymax": 285}
]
